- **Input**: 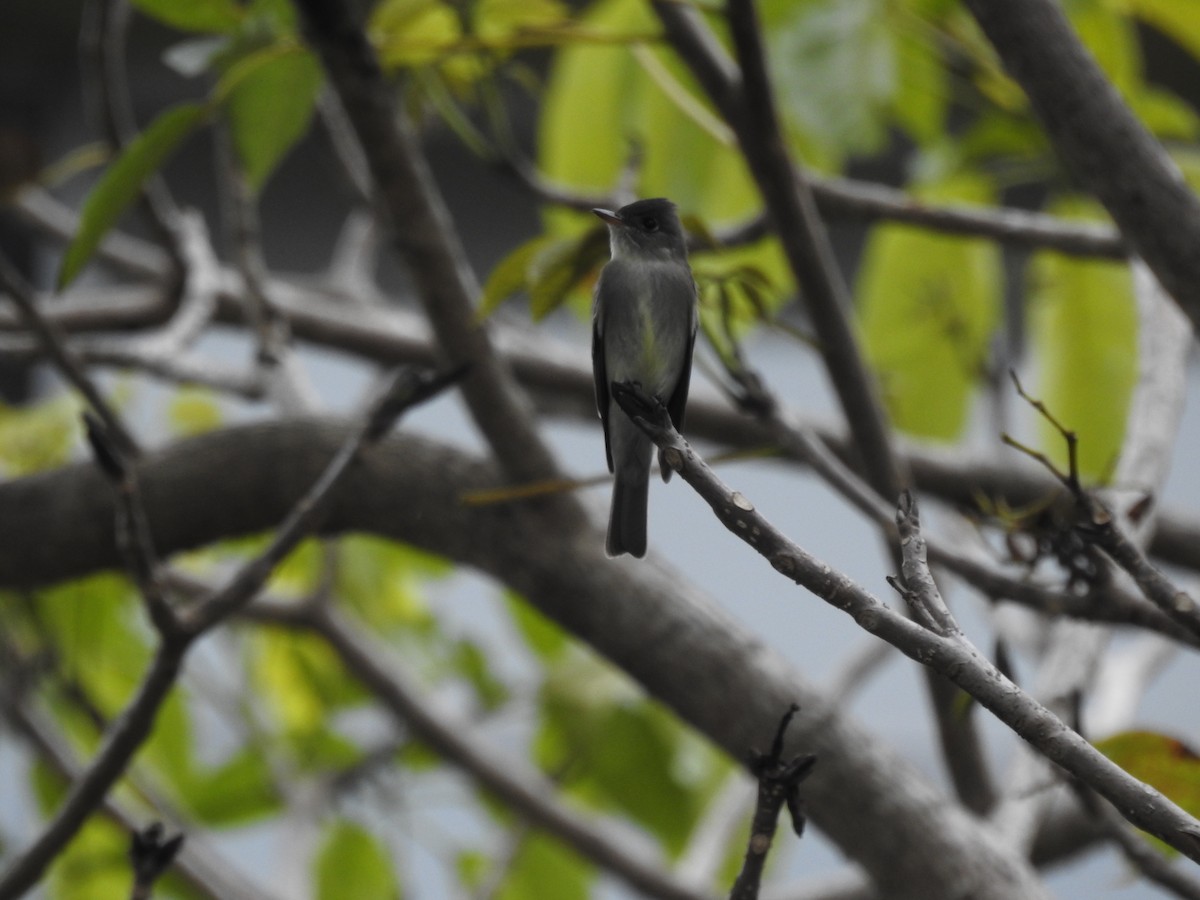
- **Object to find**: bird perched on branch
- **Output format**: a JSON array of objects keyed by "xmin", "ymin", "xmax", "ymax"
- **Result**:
[{"xmin": 592, "ymin": 198, "xmax": 698, "ymax": 558}]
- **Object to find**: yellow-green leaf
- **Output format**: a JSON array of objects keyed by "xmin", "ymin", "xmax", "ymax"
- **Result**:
[
  {"xmin": 315, "ymin": 820, "xmax": 401, "ymax": 900},
  {"xmin": 0, "ymin": 393, "xmax": 81, "ymax": 475},
  {"xmin": 1028, "ymin": 198, "xmax": 1136, "ymax": 481},
  {"xmin": 226, "ymin": 48, "xmax": 323, "ymax": 190},
  {"xmin": 130, "ymin": 0, "xmax": 245, "ymax": 33},
  {"xmin": 480, "ymin": 234, "xmax": 558, "ymax": 318},
  {"xmin": 856, "ymin": 173, "xmax": 1001, "ymax": 439},
  {"xmin": 1097, "ymin": 730, "xmax": 1200, "ymax": 849},
  {"xmin": 167, "ymin": 386, "xmax": 223, "ymax": 436},
  {"xmin": 58, "ymin": 103, "xmax": 208, "ymax": 290}
]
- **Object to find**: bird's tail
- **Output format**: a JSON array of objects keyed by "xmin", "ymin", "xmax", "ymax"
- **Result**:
[{"xmin": 607, "ymin": 464, "xmax": 649, "ymax": 558}]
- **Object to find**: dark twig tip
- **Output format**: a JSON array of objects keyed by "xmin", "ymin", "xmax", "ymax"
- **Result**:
[
  {"xmin": 366, "ymin": 363, "xmax": 471, "ymax": 442},
  {"xmin": 130, "ymin": 822, "xmax": 184, "ymax": 887}
]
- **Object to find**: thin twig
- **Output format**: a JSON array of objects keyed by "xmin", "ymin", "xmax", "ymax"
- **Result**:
[
  {"xmin": 0, "ymin": 365, "xmax": 463, "ymax": 898},
  {"xmin": 0, "ymin": 247, "xmax": 138, "ymax": 456},
  {"xmin": 730, "ymin": 705, "xmax": 815, "ymax": 900},
  {"xmin": 610, "ymin": 381, "xmax": 1200, "ymax": 861},
  {"xmin": 80, "ymin": 0, "xmax": 182, "ymax": 255},
  {"xmin": 256, "ymin": 600, "xmax": 716, "ymax": 900}
]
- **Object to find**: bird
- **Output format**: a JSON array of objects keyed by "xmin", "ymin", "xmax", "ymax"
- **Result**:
[{"xmin": 592, "ymin": 198, "xmax": 698, "ymax": 558}]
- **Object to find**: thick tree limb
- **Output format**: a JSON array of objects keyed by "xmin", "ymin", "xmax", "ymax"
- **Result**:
[
  {"xmin": 0, "ymin": 422, "xmax": 1050, "ymax": 899},
  {"xmin": 964, "ymin": 0, "xmax": 1200, "ymax": 331}
]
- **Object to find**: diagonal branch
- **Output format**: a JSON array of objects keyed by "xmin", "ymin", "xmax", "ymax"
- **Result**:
[
  {"xmin": 290, "ymin": 0, "xmax": 577, "ymax": 506},
  {"xmin": 254, "ymin": 600, "xmax": 716, "ymax": 900},
  {"xmin": 963, "ymin": 0, "xmax": 1200, "ymax": 331},
  {"xmin": 611, "ymin": 382, "xmax": 1200, "ymax": 861},
  {"xmin": 0, "ymin": 247, "xmax": 138, "ymax": 456},
  {"xmin": 0, "ymin": 366, "xmax": 462, "ymax": 898}
]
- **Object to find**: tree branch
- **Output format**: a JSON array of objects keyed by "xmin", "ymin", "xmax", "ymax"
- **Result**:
[
  {"xmin": 963, "ymin": 0, "xmax": 1200, "ymax": 331},
  {"xmin": 0, "ymin": 421, "xmax": 1052, "ymax": 899},
  {"xmin": 291, "ymin": 0, "xmax": 575, "ymax": 501},
  {"xmin": 610, "ymin": 383, "xmax": 1200, "ymax": 861}
]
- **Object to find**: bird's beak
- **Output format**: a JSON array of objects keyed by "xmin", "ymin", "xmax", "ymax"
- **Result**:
[{"xmin": 592, "ymin": 208, "xmax": 623, "ymax": 226}]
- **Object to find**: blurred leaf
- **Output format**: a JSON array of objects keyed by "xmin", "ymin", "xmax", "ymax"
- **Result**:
[
  {"xmin": 251, "ymin": 628, "xmax": 365, "ymax": 736},
  {"xmin": 58, "ymin": 103, "xmax": 208, "ymax": 290},
  {"xmin": 130, "ymin": 0, "xmax": 245, "ymax": 33},
  {"xmin": 0, "ymin": 393, "xmax": 81, "ymax": 476},
  {"xmin": 1131, "ymin": 0, "xmax": 1200, "ymax": 60},
  {"xmin": 167, "ymin": 386, "xmax": 223, "ymax": 437},
  {"xmin": 767, "ymin": 0, "xmax": 896, "ymax": 159},
  {"xmin": 143, "ymin": 687, "xmax": 195, "ymax": 788},
  {"xmin": 50, "ymin": 822, "xmax": 130, "ymax": 900},
  {"xmin": 1069, "ymin": 3, "xmax": 1138, "ymax": 96},
  {"xmin": 1028, "ymin": 198, "xmax": 1136, "ymax": 481},
  {"xmin": 856, "ymin": 172, "xmax": 1001, "ymax": 439},
  {"xmin": 225, "ymin": 46, "xmax": 323, "ymax": 190},
  {"xmin": 494, "ymin": 833, "xmax": 592, "ymax": 900},
  {"xmin": 473, "ymin": 0, "xmax": 569, "ymax": 41},
  {"xmin": 336, "ymin": 535, "xmax": 447, "ymax": 631},
  {"xmin": 371, "ymin": 0, "xmax": 462, "ymax": 68},
  {"xmin": 268, "ymin": 537, "xmax": 325, "ymax": 597},
  {"xmin": 456, "ymin": 849, "xmax": 489, "ymax": 890},
  {"xmin": 528, "ymin": 229, "xmax": 610, "ymax": 319},
  {"xmin": 34, "ymin": 573, "xmax": 147, "ymax": 717},
  {"xmin": 1097, "ymin": 730, "xmax": 1200, "ymax": 850},
  {"xmin": 1131, "ymin": 85, "xmax": 1200, "ymax": 140},
  {"xmin": 451, "ymin": 638, "xmax": 509, "ymax": 711},
  {"xmin": 892, "ymin": 14, "xmax": 947, "ymax": 145},
  {"xmin": 536, "ymin": 651, "xmax": 726, "ymax": 855},
  {"xmin": 480, "ymin": 234, "xmax": 557, "ymax": 318},
  {"xmin": 315, "ymin": 820, "xmax": 401, "ymax": 899},
  {"xmin": 505, "ymin": 593, "xmax": 569, "ymax": 662},
  {"xmin": 181, "ymin": 748, "xmax": 284, "ymax": 826}
]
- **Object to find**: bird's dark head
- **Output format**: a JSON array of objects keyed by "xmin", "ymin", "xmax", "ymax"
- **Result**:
[{"xmin": 593, "ymin": 198, "xmax": 687, "ymax": 261}]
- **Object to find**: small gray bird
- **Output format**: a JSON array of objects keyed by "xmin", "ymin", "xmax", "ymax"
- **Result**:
[{"xmin": 592, "ymin": 198, "xmax": 698, "ymax": 558}]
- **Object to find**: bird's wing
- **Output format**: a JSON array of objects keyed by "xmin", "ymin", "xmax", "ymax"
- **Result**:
[
  {"xmin": 666, "ymin": 279, "xmax": 698, "ymax": 432},
  {"xmin": 592, "ymin": 282, "xmax": 614, "ymax": 473}
]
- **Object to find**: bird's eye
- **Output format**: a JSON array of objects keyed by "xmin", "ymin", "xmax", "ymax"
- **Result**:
[{"xmin": 641, "ymin": 216, "xmax": 659, "ymax": 232}]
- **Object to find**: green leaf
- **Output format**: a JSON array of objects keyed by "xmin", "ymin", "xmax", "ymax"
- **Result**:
[
  {"xmin": 34, "ymin": 573, "xmax": 148, "ymax": 717},
  {"xmin": 250, "ymin": 628, "xmax": 366, "ymax": 736},
  {"xmin": 856, "ymin": 173, "xmax": 1001, "ymax": 439},
  {"xmin": 58, "ymin": 103, "xmax": 208, "ymax": 290},
  {"xmin": 767, "ymin": 0, "xmax": 896, "ymax": 160},
  {"xmin": 528, "ymin": 229, "xmax": 610, "ymax": 320},
  {"xmin": 182, "ymin": 748, "xmax": 284, "ymax": 826},
  {"xmin": 1028, "ymin": 198, "xmax": 1136, "ymax": 481},
  {"xmin": 535, "ymin": 651, "xmax": 728, "ymax": 855},
  {"xmin": 505, "ymin": 593, "xmax": 569, "ymax": 662},
  {"xmin": 0, "ymin": 393, "xmax": 82, "ymax": 476},
  {"xmin": 130, "ymin": 0, "xmax": 245, "ymax": 33},
  {"xmin": 451, "ymin": 638, "xmax": 509, "ymax": 711},
  {"xmin": 494, "ymin": 833, "xmax": 592, "ymax": 900},
  {"xmin": 335, "ymin": 535, "xmax": 446, "ymax": 631},
  {"xmin": 226, "ymin": 47, "xmax": 323, "ymax": 190},
  {"xmin": 480, "ymin": 234, "xmax": 558, "ymax": 318},
  {"xmin": 168, "ymin": 386, "xmax": 223, "ymax": 437},
  {"xmin": 1097, "ymin": 730, "xmax": 1200, "ymax": 851},
  {"xmin": 315, "ymin": 820, "xmax": 401, "ymax": 900},
  {"xmin": 1132, "ymin": 0, "xmax": 1200, "ymax": 60}
]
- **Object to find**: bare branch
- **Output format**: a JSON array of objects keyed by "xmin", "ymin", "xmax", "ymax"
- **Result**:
[
  {"xmin": 254, "ymin": 600, "xmax": 716, "ymax": 900},
  {"xmin": 610, "ymin": 381, "xmax": 1200, "ymax": 861},
  {"xmin": 0, "ymin": 246, "xmax": 138, "ymax": 456}
]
